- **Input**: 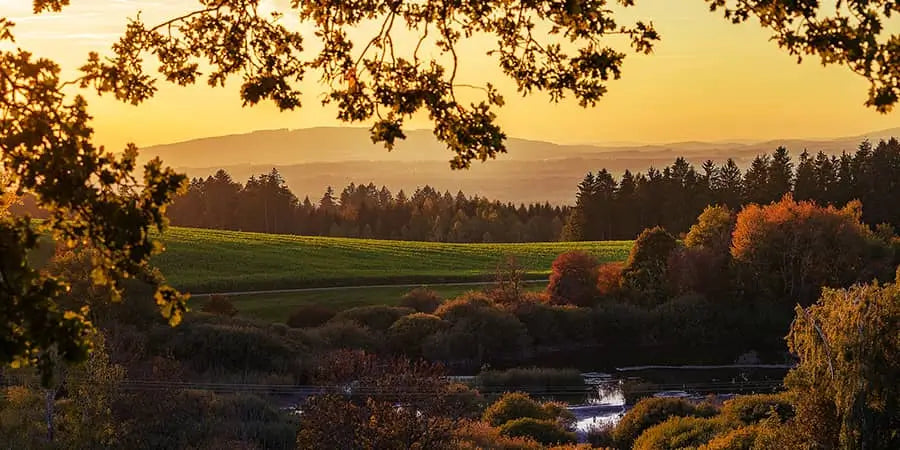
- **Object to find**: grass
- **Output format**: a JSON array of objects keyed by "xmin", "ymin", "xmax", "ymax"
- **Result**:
[
  {"xmin": 202, "ymin": 283, "xmax": 545, "ymax": 323},
  {"xmin": 154, "ymin": 227, "xmax": 632, "ymax": 293}
]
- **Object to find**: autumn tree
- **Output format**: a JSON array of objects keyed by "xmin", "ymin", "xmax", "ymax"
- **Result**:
[
  {"xmin": 731, "ymin": 195, "xmax": 892, "ymax": 305},
  {"xmin": 684, "ymin": 205, "xmax": 735, "ymax": 255},
  {"xmin": 783, "ymin": 281, "xmax": 900, "ymax": 449},
  {"xmin": 546, "ymin": 251, "xmax": 599, "ymax": 306}
]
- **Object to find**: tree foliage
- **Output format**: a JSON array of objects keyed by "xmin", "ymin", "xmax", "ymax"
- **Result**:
[
  {"xmin": 621, "ymin": 226, "xmax": 678, "ymax": 306},
  {"xmin": 565, "ymin": 140, "xmax": 900, "ymax": 241},
  {"xmin": 0, "ymin": 20, "xmax": 186, "ymax": 378},
  {"xmin": 546, "ymin": 250, "xmax": 599, "ymax": 306},
  {"xmin": 785, "ymin": 281, "xmax": 900, "ymax": 449},
  {"xmin": 731, "ymin": 195, "xmax": 892, "ymax": 305}
]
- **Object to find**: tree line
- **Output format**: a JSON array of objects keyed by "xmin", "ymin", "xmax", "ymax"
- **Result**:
[
  {"xmin": 563, "ymin": 138, "xmax": 900, "ymax": 240},
  {"xmin": 167, "ymin": 169, "xmax": 567, "ymax": 243}
]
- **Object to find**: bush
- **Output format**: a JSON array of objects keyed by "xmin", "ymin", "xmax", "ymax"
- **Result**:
[
  {"xmin": 482, "ymin": 392, "xmax": 553, "ymax": 427},
  {"xmin": 200, "ymin": 294, "xmax": 238, "ymax": 317},
  {"xmin": 699, "ymin": 425, "xmax": 760, "ymax": 450},
  {"xmin": 477, "ymin": 368, "xmax": 586, "ymax": 400},
  {"xmin": 426, "ymin": 303, "xmax": 530, "ymax": 366},
  {"xmin": 585, "ymin": 423, "xmax": 616, "ymax": 448},
  {"xmin": 311, "ymin": 320, "xmax": 379, "ymax": 351},
  {"xmin": 434, "ymin": 291, "xmax": 495, "ymax": 321},
  {"xmin": 387, "ymin": 313, "xmax": 450, "ymax": 358},
  {"xmin": 632, "ymin": 416, "xmax": 727, "ymax": 450},
  {"xmin": 508, "ymin": 301, "xmax": 593, "ymax": 347},
  {"xmin": 331, "ymin": 305, "xmax": 413, "ymax": 331},
  {"xmin": 399, "ymin": 288, "xmax": 443, "ymax": 313},
  {"xmin": 285, "ymin": 304, "xmax": 335, "ymax": 328},
  {"xmin": 154, "ymin": 320, "xmax": 303, "ymax": 375},
  {"xmin": 546, "ymin": 251, "xmax": 599, "ymax": 306},
  {"xmin": 499, "ymin": 418, "xmax": 577, "ymax": 446},
  {"xmin": 596, "ymin": 262, "xmax": 625, "ymax": 299},
  {"xmin": 720, "ymin": 394, "xmax": 794, "ymax": 425},
  {"xmin": 453, "ymin": 420, "xmax": 542, "ymax": 450},
  {"xmin": 613, "ymin": 397, "xmax": 713, "ymax": 449},
  {"xmin": 592, "ymin": 302, "xmax": 648, "ymax": 348},
  {"xmin": 621, "ymin": 226, "xmax": 678, "ymax": 306}
]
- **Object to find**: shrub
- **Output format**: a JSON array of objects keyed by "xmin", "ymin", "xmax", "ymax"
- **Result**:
[
  {"xmin": 285, "ymin": 304, "xmax": 335, "ymax": 328},
  {"xmin": 699, "ymin": 425, "xmax": 760, "ymax": 450},
  {"xmin": 154, "ymin": 320, "xmax": 303, "ymax": 375},
  {"xmin": 499, "ymin": 418, "xmax": 577, "ymax": 446},
  {"xmin": 434, "ymin": 291, "xmax": 495, "ymax": 321},
  {"xmin": 613, "ymin": 397, "xmax": 713, "ymax": 449},
  {"xmin": 453, "ymin": 420, "xmax": 542, "ymax": 450},
  {"xmin": 311, "ymin": 320, "xmax": 379, "ymax": 351},
  {"xmin": 720, "ymin": 394, "xmax": 794, "ymax": 425},
  {"xmin": 482, "ymin": 392, "xmax": 552, "ymax": 427},
  {"xmin": 632, "ymin": 416, "xmax": 727, "ymax": 450},
  {"xmin": 200, "ymin": 294, "xmax": 238, "ymax": 317},
  {"xmin": 621, "ymin": 227, "xmax": 678, "ymax": 306},
  {"xmin": 508, "ymin": 301, "xmax": 592, "ymax": 347},
  {"xmin": 591, "ymin": 302, "xmax": 648, "ymax": 348},
  {"xmin": 331, "ymin": 305, "xmax": 413, "ymax": 331},
  {"xmin": 546, "ymin": 251, "xmax": 599, "ymax": 306},
  {"xmin": 399, "ymin": 288, "xmax": 443, "ymax": 313},
  {"xmin": 387, "ymin": 313, "xmax": 450, "ymax": 358},
  {"xmin": 585, "ymin": 423, "xmax": 616, "ymax": 448},
  {"xmin": 477, "ymin": 368, "xmax": 586, "ymax": 400},
  {"xmin": 426, "ymin": 303, "xmax": 530, "ymax": 365},
  {"xmin": 648, "ymin": 294, "xmax": 725, "ymax": 349},
  {"xmin": 596, "ymin": 262, "xmax": 625, "ymax": 298}
]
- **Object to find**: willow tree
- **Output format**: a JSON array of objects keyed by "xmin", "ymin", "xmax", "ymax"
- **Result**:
[
  {"xmin": 1, "ymin": 0, "xmax": 898, "ymax": 377},
  {"xmin": 786, "ymin": 281, "xmax": 900, "ymax": 449}
]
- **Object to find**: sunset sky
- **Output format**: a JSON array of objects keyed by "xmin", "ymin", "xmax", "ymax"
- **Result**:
[{"xmin": 2, "ymin": 0, "xmax": 897, "ymax": 150}]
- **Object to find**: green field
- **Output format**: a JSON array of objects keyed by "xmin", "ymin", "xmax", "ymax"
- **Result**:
[{"xmin": 155, "ymin": 227, "xmax": 632, "ymax": 293}]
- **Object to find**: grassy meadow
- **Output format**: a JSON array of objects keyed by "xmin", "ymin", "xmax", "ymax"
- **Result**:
[{"xmin": 154, "ymin": 227, "xmax": 631, "ymax": 293}]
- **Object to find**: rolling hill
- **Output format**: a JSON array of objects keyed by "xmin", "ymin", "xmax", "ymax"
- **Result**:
[
  {"xmin": 140, "ymin": 126, "xmax": 900, "ymax": 204},
  {"xmin": 154, "ymin": 227, "xmax": 631, "ymax": 293}
]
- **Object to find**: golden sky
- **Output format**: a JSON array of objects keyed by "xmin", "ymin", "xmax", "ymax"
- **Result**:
[{"xmin": 1, "ymin": 0, "xmax": 898, "ymax": 150}]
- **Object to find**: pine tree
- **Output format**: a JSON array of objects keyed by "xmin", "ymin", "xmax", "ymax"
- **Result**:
[
  {"xmin": 768, "ymin": 146, "xmax": 793, "ymax": 199},
  {"xmin": 743, "ymin": 154, "xmax": 772, "ymax": 204},
  {"xmin": 794, "ymin": 150, "xmax": 817, "ymax": 201}
]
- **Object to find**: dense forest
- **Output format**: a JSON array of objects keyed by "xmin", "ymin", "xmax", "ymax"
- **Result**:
[
  {"xmin": 563, "ymin": 138, "xmax": 900, "ymax": 240},
  {"xmin": 167, "ymin": 171, "xmax": 567, "ymax": 242},
  {"xmin": 166, "ymin": 138, "xmax": 900, "ymax": 243}
]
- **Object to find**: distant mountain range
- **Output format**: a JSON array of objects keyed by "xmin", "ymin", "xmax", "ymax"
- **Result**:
[{"xmin": 140, "ymin": 126, "xmax": 900, "ymax": 205}]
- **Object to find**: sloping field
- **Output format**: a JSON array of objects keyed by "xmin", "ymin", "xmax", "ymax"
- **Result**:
[{"xmin": 154, "ymin": 227, "xmax": 631, "ymax": 293}]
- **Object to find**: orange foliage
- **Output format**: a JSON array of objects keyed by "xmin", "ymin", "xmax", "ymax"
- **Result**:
[
  {"xmin": 731, "ymin": 195, "xmax": 887, "ymax": 304},
  {"xmin": 546, "ymin": 251, "xmax": 599, "ymax": 306},
  {"xmin": 596, "ymin": 262, "xmax": 625, "ymax": 297}
]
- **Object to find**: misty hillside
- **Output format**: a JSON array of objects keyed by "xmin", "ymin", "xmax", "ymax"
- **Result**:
[{"xmin": 140, "ymin": 126, "xmax": 900, "ymax": 204}]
